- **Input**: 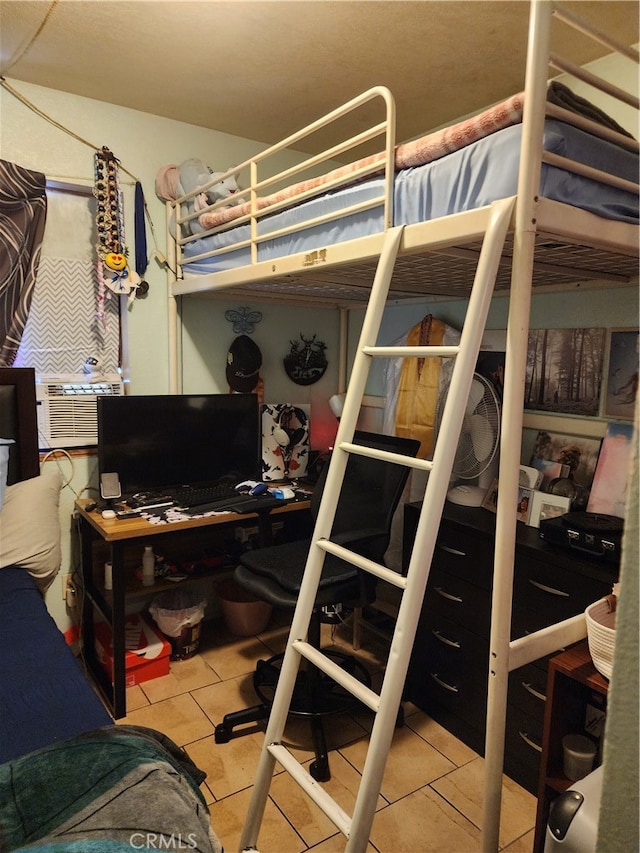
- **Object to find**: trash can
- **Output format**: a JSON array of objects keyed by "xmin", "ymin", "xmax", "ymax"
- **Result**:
[
  {"xmin": 149, "ymin": 590, "xmax": 207, "ymax": 660},
  {"xmin": 216, "ymin": 577, "xmax": 272, "ymax": 637},
  {"xmin": 544, "ymin": 765, "xmax": 603, "ymax": 853}
]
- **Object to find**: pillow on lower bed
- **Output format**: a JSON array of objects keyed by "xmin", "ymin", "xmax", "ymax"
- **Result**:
[{"xmin": 0, "ymin": 471, "xmax": 63, "ymax": 591}]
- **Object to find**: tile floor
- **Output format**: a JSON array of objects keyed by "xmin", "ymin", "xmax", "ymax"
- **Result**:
[{"xmin": 117, "ymin": 611, "xmax": 536, "ymax": 853}]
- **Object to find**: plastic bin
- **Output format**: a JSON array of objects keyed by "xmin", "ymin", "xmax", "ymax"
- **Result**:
[{"xmin": 216, "ymin": 577, "xmax": 272, "ymax": 636}]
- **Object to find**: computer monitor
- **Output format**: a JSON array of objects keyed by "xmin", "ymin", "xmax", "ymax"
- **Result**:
[{"xmin": 97, "ymin": 393, "xmax": 260, "ymax": 497}]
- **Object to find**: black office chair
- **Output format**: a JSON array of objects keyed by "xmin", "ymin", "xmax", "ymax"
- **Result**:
[{"xmin": 214, "ymin": 430, "xmax": 420, "ymax": 781}]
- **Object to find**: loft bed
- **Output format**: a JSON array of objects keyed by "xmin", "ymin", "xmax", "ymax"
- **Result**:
[
  {"xmin": 166, "ymin": 14, "xmax": 638, "ymax": 316},
  {"xmin": 164, "ymin": 2, "xmax": 638, "ymax": 850}
]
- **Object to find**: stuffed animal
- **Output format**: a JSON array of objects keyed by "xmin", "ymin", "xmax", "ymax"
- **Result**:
[{"xmin": 156, "ymin": 158, "xmax": 241, "ymax": 237}]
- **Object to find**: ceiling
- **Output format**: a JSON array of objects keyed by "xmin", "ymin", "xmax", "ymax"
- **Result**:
[{"xmin": 1, "ymin": 1, "xmax": 638, "ymax": 155}]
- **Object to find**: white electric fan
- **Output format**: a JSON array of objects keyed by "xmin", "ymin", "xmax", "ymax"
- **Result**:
[{"xmin": 435, "ymin": 372, "xmax": 501, "ymax": 506}]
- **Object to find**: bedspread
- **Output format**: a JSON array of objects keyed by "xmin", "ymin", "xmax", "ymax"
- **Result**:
[
  {"xmin": 196, "ymin": 82, "xmax": 634, "ymax": 232},
  {"xmin": 0, "ymin": 725, "xmax": 223, "ymax": 853}
]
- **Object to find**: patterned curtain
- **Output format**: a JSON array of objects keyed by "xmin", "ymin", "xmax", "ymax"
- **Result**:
[{"xmin": 0, "ymin": 159, "xmax": 47, "ymax": 366}]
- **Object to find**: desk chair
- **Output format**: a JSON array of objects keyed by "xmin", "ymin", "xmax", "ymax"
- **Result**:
[{"xmin": 214, "ymin": 430, "xmax": 420, "ymax": 781}]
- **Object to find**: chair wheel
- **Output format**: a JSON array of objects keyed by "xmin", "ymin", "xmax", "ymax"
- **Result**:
[
  {"xmin": 214, "ymin": 724, "xmax": 232, "ymax": 744},
  {"xmin": 310, "ymin": 759, "xmax": 331, "ymax": 782}
]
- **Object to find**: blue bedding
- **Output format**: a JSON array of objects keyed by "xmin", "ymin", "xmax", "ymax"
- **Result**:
[
  {"xmin": 182, "ymin": 119, "xmax": 638, "ymax": 275},
  {"xmin": 0, "ymin": 567, "xmax": 112, "ymax": 763}
]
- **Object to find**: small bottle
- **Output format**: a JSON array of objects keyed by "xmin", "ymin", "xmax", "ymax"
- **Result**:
[{"xmin": 142, "ymin": 546, "xmax": 155, "ymax": 586}]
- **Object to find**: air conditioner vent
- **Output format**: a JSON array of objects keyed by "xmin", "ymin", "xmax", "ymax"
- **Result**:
[
  {"xmin": 43, "ymin": 381, "xmax": 122, "ymax": 398},
  {"xmin": 36, "ymin": 374, "xmax": 124, "ymax": 449}
]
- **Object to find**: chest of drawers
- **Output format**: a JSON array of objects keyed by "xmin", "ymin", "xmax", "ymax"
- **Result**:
[{"xmin": 403, "ymin": 502, "xmax": 617, "ymax": 793}]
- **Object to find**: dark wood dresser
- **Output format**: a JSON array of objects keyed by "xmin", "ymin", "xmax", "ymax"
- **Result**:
[{"xmin": 402, "ymin": 501, "xmax": 618, "ymax": 794}]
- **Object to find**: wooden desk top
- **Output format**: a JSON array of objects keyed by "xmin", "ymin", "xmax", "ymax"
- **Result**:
[{"xmin": 75, "ymin": 495, "xmax": 312, "ymax": 542}]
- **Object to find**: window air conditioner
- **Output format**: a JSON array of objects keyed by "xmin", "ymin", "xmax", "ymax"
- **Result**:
[{"xmin": 36, "ymin": 374, "xmax": 124, "ymax": 450}]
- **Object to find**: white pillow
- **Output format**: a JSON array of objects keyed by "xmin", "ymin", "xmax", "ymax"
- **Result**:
[
  {"xmin": 0, "ymin": 471, "xmax": 63, "ymax": 591},
  {"xmin": 0, "ymin": 438, "xmax": 14, "ymax": 510}
]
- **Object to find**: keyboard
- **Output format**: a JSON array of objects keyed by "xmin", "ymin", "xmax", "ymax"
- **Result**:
[
  {"xmin": 170, "ymin": 483, "xmax": 241, "ymax": 507},
  {"xmin": 180, "ymin": 494, "xmax": 287, "ymax": 516},
  {"xmin": 128, "ymin": 483, "xmax": 239, "ymax": 510}
]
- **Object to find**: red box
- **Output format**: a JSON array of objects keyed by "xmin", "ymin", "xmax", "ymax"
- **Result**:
[{"xmin": 95, "ymin": 615, "xmax": 171, "ymax": 688}]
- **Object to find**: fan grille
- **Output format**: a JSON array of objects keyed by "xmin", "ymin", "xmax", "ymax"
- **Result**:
[{"xmin": 435, "ymin": 373, "xmax": 501, "ymax": 479}]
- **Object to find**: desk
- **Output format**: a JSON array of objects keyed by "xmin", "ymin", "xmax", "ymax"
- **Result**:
[{"xmin": 75, "ymin": 497, "xmax": 311, "ymax": 718}]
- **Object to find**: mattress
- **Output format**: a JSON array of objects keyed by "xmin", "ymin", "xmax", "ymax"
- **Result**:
[
  {"xmin": 0, "ymin": 567, "xmax": 112, "ymax": 763},
  {"xmin": 181, "ymin": 119, "xmax": 638, "ymax": 276}
]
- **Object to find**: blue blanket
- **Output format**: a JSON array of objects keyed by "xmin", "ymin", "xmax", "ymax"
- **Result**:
[{"xmin": 0, "ymin": 567, "xmax": 111, "ymax": 763}]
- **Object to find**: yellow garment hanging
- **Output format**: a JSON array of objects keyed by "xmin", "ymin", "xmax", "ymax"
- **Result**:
[{"xmin": 395, "ymin": 315, "xmax": 447, "ymax": 458}]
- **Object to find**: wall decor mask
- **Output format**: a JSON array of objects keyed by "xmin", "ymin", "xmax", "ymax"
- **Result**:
[{"xmin": 283, "ymin": 334, "xmax": 327, "ymax": 385}]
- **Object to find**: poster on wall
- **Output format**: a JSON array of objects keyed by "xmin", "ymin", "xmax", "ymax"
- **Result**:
[
  {"xmin": 476, "ymin": 330, "xmax": 506, "ymax": 401},
  {"xmin": 603, "ymin": 328, "xmax": 638, "ymax": 420},
  {"xmin": 524, "ymin": 328, "xmax": 606, "ymax": 416},
  {"xmin": 587, "ymin": 422, "xmax": 634, "ymax": 519}
]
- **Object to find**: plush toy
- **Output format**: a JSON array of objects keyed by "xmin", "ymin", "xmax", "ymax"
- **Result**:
[{"xmin": 156, "ymin": 158, "xmax": 241, "ymax": 237}]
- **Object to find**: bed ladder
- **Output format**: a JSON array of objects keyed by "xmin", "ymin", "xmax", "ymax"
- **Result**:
[{"xmin": 239, "ymin": 196, "xmax": 516, "ymax": 853}]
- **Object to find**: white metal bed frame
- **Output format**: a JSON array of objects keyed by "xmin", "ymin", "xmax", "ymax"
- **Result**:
[{"xmin": 165, "ymin": 3, "xmax": 638, "ymax": 850}]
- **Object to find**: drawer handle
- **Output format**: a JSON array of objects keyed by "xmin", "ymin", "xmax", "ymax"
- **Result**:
[
  {"xmin": 432, "ymin": 629, "xmax": 461, "ymax": 649},
  {"xmin": 430, "ymin": 672, "xmax": 459, "ymax": 693},
  {"xmin": 522, "ymin": 681, "xmax": 547, "ymax": 702},
  {"xmin": 528, "ymin": 579, "xmax": 569, "ymax": 598},
  {"xmin": 434, "ymin": 586, "xmax": 463, "ymax": 603},
  {"xmin": 519, "ymin": 731, "xmax": 543, "ymax": 753},
  {"xmin": 439, "ymin": 544, "xmax": 467, "ymax": 557}
]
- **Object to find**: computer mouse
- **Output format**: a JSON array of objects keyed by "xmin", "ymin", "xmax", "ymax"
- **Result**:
[
  {"xmin": 101, "ymin": 509, "xmax": 116, "ymax": 519},
  {"xmin": 249, "ymin": 482, "xmax": 269, "ymax": 496},
  {"xmin": 235, "ymin": 480, "xmax": 259, "ymax": 492}
]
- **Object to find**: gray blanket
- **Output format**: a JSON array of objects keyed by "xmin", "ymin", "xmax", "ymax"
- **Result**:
[
  {"xmin": 0, "ymin": 726, "xmax": 223, "ymax": 853},
  {"xmin": 547, "ymin": 80, "xmax": 634, "ymax": 138}
]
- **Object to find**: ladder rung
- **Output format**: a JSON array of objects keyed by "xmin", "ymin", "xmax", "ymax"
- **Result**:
[
  {"xmin": 338, "ymin": 441, "xmax": 432, "ymax": 472},
  {"xmin": 362, "ymin": 345, "xmax": 461, "ymax": 358},
  {"xmin": 292, "ymin": 639, "xmax": 382, "ymax": 712},
  {"xmin": 317, "ymin": 539, "xmax": 408, "ymax": 590},
  {"xmin": 267, "ymin": 742, "xmax": 353, "ymax": 837}
]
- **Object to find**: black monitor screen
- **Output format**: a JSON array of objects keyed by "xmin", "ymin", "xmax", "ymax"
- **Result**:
[{"xmin": 97, "ymin": 393, "xmax": 260, "ymax": 496}]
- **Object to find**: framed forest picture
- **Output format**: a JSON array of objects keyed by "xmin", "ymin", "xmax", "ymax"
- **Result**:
[{"xmin": 524, "ymin": 328, "xmax": 605, "ymax": 416}]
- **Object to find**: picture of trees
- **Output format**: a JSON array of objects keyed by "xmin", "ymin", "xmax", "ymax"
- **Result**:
[{"xmin": 524, "ymin": 328, "xmax": 605, "ymax": 416}]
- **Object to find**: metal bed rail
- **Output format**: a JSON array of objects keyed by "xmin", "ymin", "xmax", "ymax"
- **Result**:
[{"xmin": 172, "ymin": 86, "xmax": 396, "ymax": 269}]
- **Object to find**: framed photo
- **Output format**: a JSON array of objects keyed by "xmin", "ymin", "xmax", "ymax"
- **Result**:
[
  {"xmin": 517, "ymin": 487, "xmax": 533, "ymax": 524},
  {"xmin": 524, "ymin": 327, "xmax": 606, "ymax": 416},
  {"xmin": 529, "ymin": 431, "xmax": 601, "ymax": 493},
  {"xmin": 603, "ymin": 328, "xmax": 638, "ymax": 420},
  {"xmin": 481, "ymin": 480, "xmax": 532, "ymax": 524},
  {"xmin": 481, "ymin": 478, "xmax": 499, "ymax": 513},
  {"xmin": 528, "ymin": 491, "xmax": 572, "ymax": 528}
]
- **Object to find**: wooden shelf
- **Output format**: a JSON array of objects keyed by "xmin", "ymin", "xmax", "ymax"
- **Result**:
[{"xmin": 533, "ymin": 641, "xmax": 609, "ymax": 853}]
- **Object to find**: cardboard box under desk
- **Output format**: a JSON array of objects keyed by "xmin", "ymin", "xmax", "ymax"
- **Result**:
[{"xmin": 95, "ymin": 615, "xmax": 171, "ymax": 688}]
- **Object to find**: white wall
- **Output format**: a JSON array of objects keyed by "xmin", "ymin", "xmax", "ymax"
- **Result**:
[{"xmin": 1, "ymin": 80, "xmax": 341, "ymax": 631}]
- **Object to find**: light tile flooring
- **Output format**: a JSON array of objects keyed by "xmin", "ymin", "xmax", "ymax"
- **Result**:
[{"xmin": 117, "ymin": 612, "xmax": 536, "ymax": 853}]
